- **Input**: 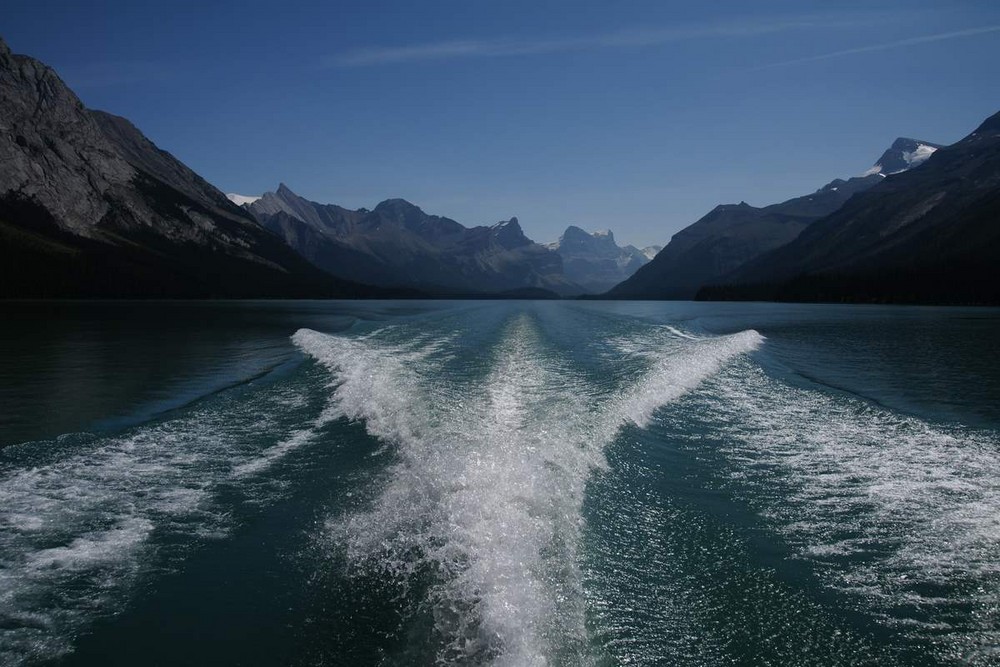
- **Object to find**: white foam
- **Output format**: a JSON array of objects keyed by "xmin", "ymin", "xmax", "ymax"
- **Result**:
[
  {"xmin": 618, "ymin": 329, "xmax": 763, "ymax": 428},
  {"xmin": 0, "ymin": 428, "xmax": 214, "ymax": 663},
  {"xmin": 0, "ymin": 382, "xmax": 322, "ymax": 664},
  {"xmin": 232, "ymin": 428, "xmax": 317, "ymax": 477},
  {"xmin": 663, "ymin": 325, "xmax": 702, "ymax": 341},
  {"xmin": 25, "ymin": 518, "xmax": 152, "ymax": 572},
  {"xmin": 296, "ymin": 316, "xmax": 762, "ymax": 664},
  {"xmin": 699, "ymin": 363, "xmax": 1000, "ymax": 661},
  {"xmin": 298, "ymin": 319, "xmax": 588, "ymax": 663},
  {"xmin": 231, "ymin": 391, "xmax": 348, "ymax": 479}
]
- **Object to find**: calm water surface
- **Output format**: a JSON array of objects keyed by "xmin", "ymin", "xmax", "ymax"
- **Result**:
[{"xmin": 0, "ymin": 300, "xmax": 998, "ymax": 665}]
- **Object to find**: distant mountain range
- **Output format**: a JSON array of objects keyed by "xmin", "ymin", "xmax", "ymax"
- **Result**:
[
  {"xmin": 2, "ymin": 34, "xmax": 996, "ymax": 304},
  {"xmin": 230, "ymin": 186, "xmax": 659, "ymax": 296},
  {"xmin": 697, "ymin": 113, "xmax": 1000, "ymax": 305},
  {"xmin": 545, "ymin": 226, "xmax": 659, "ymax": 293},
  {"xmin": 0, "ymin": 37, "xmax": 386, "ymax": 298},
  {"xmin": 607, "ymin": 137, "xmax": 947, "ymax": 300},
  {"xmin": 0, "ymin": 35, "xmax": 649, "ymax": 299},
  {"xmin": 232, "ymin": 185, "xmax": 579, "ymax": 296}
]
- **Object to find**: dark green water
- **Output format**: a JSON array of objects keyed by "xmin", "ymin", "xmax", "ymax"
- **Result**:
[{"xmin": 0, "ymin": 300, "xmax": 998, "ymax": 665}]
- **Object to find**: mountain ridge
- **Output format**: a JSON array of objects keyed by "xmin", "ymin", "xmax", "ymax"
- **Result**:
[
  {"xmin": 604, "ymin": 136, "xmax": 938, "ymax": 300},
  {"xmin": 0, "ymin": 35, "xmax": 396, "ymax": 298},
  {"xmin": 697, "ymin": 110, "xmax": 1000, "ymax": 305},
  {"xmin": 242, "ymin": 185, "xmax": 581, "ymax": 295}
]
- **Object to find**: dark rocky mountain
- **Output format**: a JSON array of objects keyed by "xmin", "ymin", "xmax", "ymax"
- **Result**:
[
  {"xmin": 238, "ymin": 185, "xmax": 578, "ymax": 295},
  {"xmin": 0, "ymin": 36, "xmax": 382, "ymax": 298},
  {"xmin": 605, "ymin": 137, "xmax": 941, "ymax": 300},
  {"xmin": 698, "ymin": 111, "xmax": 1000, "ymax": 305},
  {"xmin": 865, "ymin": 138, "xmax": 944, "ymax": 177},
  {"xmin": 546, "ymin": 226, "xmax": 653, "ymax": 293}
]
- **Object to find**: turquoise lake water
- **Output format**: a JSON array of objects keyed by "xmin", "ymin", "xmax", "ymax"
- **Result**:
[{"xmin": 1, "ymin": 300, "xmax": 998, "ymax": 665}]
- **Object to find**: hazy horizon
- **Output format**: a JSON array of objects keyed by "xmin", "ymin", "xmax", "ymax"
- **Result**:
[{"xmin": 5, "ymin": 0, "xmax": 999, "ymax": 247}]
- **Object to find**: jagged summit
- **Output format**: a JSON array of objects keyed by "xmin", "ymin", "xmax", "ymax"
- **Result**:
[
  {"xmin": 702, "ymin": 109, "xmax": 1000, "ymax": 304},
  {"xmin": 557, "ymin": 225, "xmax": 589, "ymax": 240},
  {"xmin": 489, "ymin": 217, "xmax": 531, "ymax": 250},
  {"xmin": 547, "ymin": 225, "xmax": 651, "ymax": 293},
  {"xmin": 241, "ymin": 189, "xmax": 576, "ymax": 294},
  {"xmin": 863, "ymin": 137, "xmax": 943, "ymax": 177},
  {"xmin": 608, "ymin": 134, "xmax": 943, "ymax": 300},
  {"xmin": 492, "ymin": 216, "xmax": 519, "ymax": 229},
  {"xmin": 553, "ymin": 225, "xmax": 620, "ymax": 249}
]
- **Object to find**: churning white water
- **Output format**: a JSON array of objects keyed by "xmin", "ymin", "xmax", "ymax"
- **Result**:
[
  {"xmin": 294, "ymin": 315, "xmax": 763, "ymax": 664},
  {"xmin": 687, "ymin": 361, "xmax": 1000, "ymax": 664},
  {"xmin": 0, "ymin": 380, "xmax": 322, "ymax": 664}
]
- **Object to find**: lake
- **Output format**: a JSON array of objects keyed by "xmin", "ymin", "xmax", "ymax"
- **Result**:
[{"xmin": 1, "ymin": 300, "xmax": 998, "ymax": 665}]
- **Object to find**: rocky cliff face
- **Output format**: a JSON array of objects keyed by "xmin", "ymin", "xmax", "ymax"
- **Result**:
[
  {"xmin": 0, "ymin": 38, "xmax": 134, "ymax": 238},
  {"xmin": 607, "ymin": 137, "xmax": 937, "ymax": 300},
  {"xmin": 242, "ymin": 185, "xmax": 578, "ymax": 295},
  {"xmin": 547, "ymin": 226, "xmax": 651, "ymax": 293},
  {"xmin": 0, "ymin": 36, "xmax": 373, "ymax": 298}
]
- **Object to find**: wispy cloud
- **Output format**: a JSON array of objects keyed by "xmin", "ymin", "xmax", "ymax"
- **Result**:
[
  {"xmin": 756, "ymin": 25, "xmax": 1000, "ymax": 69},
  {"xmin": 329, "ymin": 15, "xmax": 879, "ymax": 67}
]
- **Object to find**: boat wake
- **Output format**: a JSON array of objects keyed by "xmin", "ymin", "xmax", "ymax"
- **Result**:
[
  {"xmin": 0, "ymin": 378, "xmax": 326, "ymax": 664},
  {"xmin": 295, "ymin": 314, "xmax": 762, "ymax": 665},
  {"xmin": 691, "ymin": 363, "xmax": 1000, "ymax": 664},
  {"xmin": 2, "ymin": 302, "xmax": 996, "ymax": 666}
]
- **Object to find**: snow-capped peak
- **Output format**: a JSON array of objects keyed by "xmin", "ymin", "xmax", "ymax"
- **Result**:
[
  {"xmin": 226, "ymin": 193, "xmax": 261, "ymax": 207},
  {"xmin": 863, "ymin": 138, "xmax": 942, "ymax": 177},
  {"xmin": 491, "ymin": 216, "xmax": 519, "ymax": 230}
]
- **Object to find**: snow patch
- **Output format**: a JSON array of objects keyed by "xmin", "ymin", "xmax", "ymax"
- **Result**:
[
  {"xmin": 226, "ymin": 193, "xmax": 260, "ymax": 207},
  {"xmin": 901, "ymin": 143, "xmax": 937, "ymax": 170},
  {"xmin": 641, "ymin": 246, "xmax": 661, "ymax": 261},
  {"xmin": 491, "ymin": 217, "xmax": 519, "ymax": 230}
]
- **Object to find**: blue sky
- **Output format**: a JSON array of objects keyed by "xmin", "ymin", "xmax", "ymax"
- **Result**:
[{"xmin": 5, "ymin": 0, "xmax": 999, "ymax": 247}]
